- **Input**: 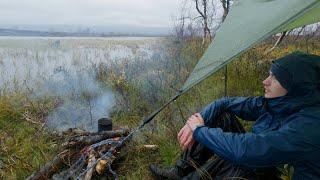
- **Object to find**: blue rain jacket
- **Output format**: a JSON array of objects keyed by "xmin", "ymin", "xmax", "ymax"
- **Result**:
[{"xmin": 193, "ymin": 52, "xmax": 320, "ymax": 179}]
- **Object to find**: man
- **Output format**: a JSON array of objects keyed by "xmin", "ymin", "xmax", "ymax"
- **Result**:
[{"xmin": 150, "ymin": 52, "xmax": 320, "ymax": 179}]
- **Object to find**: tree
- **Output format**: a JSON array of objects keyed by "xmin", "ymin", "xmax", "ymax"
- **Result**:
[
  {"xmin": 194, "ymin": 0, "xmax": 212, "ymax": 43},
  {"xmin": 220, "ymin": 0, "xmax": 231, "ymax": 22},
  {"xmin": 174, "ymin": 0, "xmax": 233, "ymax": 44}
]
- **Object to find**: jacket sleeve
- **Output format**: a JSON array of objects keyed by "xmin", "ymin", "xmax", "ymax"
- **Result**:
[
  {"xmin": 200, "ymin": 96, "xmax": 264, "ymax": 125},
  {"xmin": 193, "ymin": 114, "xmax": 320, "ymax": 168}
]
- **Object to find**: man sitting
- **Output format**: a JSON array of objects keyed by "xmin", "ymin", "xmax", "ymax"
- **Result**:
[{"xmin": 150, "ymin": 52, "xmax": 320, "ymax": 179}]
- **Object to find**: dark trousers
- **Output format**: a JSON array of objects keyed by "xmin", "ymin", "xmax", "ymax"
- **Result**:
[{"xmin": 176, "ymin": 112, "xmax": 281, "ymax": 180}]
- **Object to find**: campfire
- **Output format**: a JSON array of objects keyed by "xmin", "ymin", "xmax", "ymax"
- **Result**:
[{"xmin": 27, "ymin": 121, "xmax": 130, "ymax": 180}]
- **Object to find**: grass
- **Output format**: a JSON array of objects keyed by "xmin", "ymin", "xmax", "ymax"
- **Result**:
[
  {"xmin": 105, "ymin": 36, "xmax": 320, "ymax": 179},
  {"xmin": 0, "ymin": 93, "xmax": 61, "ymax": 179},
  {"xmin": 0, "ymin": 35, "xmax": 319, "ymax": 179}
]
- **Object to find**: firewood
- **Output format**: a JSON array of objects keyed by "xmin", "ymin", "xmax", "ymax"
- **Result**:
[
  {"xmin": 93, "ymin": 128, "xmax": 129, "ymax": 136},
  {"xmin": 84, "ymin": 148, "xmax": 96, "ymax": 180},
  {"xmin": 29, "ymin": 128, "xmax": 130, "ymax": 179},
  {"xmin": 64, "ymin": 128, "xmax": 130, "ymax": 137},
  {"xmin": 62, "ymin": 129, "xmax": 129, "ymax": 149},
  {"xmin": 64, "ymin": 154, "xmax": 87, "ymax": 179},
  {"xmin": 143, "ymin": 144, "xmax": 158, "ymax": 150},
  {"xmin": 95, "ymin": 159, "xmax": 108, "ymax": 175},
  {"xmin": 62, "ymin": 128, "xmax": 90, "ymax": 136},
  {"xmin": 26, "ymin": 150, "xmax": 69, "ymax": 180},
  {"xmin": 95, "ymin": 156, "xmax": 117, "ymax": 175}
]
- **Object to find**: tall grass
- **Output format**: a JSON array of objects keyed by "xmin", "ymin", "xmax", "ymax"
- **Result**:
[
  {"xmin": 101, "ymin": 36, "xmax": 320, "ymax": 178},
  {"xmin": 0, "ymin": 93, "xmax": 61, "ymax": 179},
  {"xmin": 0, "ymin": 35, "xmax": 319, "ymax": 179}
]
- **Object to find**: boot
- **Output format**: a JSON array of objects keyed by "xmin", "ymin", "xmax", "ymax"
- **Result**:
[{"xmin": 149, "ymin": 164, "xmax": 184, "ymax": 180}]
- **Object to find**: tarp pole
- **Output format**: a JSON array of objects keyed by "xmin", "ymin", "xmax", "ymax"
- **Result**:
[
  {"xmin": 224, "ymin": 65, "xmax": 228, "ymax": 97},
  {"xmin": 140, "ymin": 91, "xmax": 182, "ymax": 127}
]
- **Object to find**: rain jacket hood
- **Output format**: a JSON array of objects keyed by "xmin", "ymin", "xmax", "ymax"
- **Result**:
[{"xmin": 267, "ymin": 52, "xmax": 320, "ymax": 114}]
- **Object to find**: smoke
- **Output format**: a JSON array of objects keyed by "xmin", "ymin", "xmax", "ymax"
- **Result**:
[
  {"xmin": 36, "ymin": 68, "xmax": 115, "ymax": 132},
  {"xmin": 0, "ymin": 37, "xmax": 163, "ymax": 132}
]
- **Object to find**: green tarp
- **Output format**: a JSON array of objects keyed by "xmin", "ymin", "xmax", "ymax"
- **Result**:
[{"xmin": 181, "ymin": 0, "xmax": 320, "ymax": 93}]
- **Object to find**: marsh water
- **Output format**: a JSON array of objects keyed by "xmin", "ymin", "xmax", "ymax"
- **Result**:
[{"xmin": 0, "ymin": 36, "xmax": 168, "ymax": 132}]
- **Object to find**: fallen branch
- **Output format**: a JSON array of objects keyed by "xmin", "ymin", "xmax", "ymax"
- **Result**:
[{"xmin": 26, "ymin": 150, "xmax": 69, "ymax": 180}]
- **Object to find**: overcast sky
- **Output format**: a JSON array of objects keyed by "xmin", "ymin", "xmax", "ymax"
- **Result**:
[{"xmin": 0, "ymin": 0, "xmax": 181, "ymax": 27}]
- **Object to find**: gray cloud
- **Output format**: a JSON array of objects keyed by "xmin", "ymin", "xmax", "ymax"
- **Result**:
[{"xmin": 0, "ymin": 0, "xmax": 180, "ymax": 27}]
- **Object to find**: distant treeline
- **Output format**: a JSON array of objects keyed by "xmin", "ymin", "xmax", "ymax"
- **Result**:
[{"xmin": 0, "ymin": 28, "xmax": 169, "ymax": 37}]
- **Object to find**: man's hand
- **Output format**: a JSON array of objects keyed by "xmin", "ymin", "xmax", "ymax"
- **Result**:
[
  {"xmin": 187, "ymin": 113, "xmax": 205, "ymax": 131},
  {"xmin": 177, "ymin": 123, "xmax": 194, "ymax": 150},
  {"xmin": 178, "ymin": 113, "xmax": 205, "ymax": 150}
]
